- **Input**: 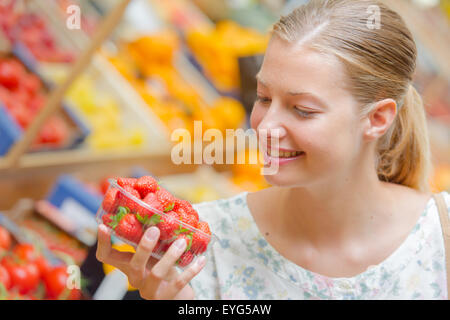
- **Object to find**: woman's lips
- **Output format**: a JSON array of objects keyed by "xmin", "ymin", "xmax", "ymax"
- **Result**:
[{"xmin": 264, "ymin": 149, "xmax": 306, "ymax": 165}]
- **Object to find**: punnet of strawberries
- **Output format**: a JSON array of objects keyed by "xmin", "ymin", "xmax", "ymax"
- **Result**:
[{"xmin": 97, "ymin": 176, "xmax": 213, "ymax": 268}]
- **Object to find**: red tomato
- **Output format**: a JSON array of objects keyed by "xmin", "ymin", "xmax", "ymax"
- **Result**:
[
  {"xmin": 13, "ymin": 243, "xmax": 37, "ymax": 262},
  {"xmin": 0, "ymin": 226, "xmax": 11, "ymax": 251},
  {"xmin": 0, "ymin": 264, "xmax": 11, "ymax": 290},
  {"xmin": 22, "ymin": 74, "xmax": 41, "ymax": 96},
  {"xmin": 43, "ymin": 265, "xmax": 80, "ymax": 300},
  {"xmin": 0, "ymin": 60, "xmax": 21, "ymax": 90},
  {"xmin": 34, "ymin": 256, "xmax": 51, "ymax": 278},
  {"xmin": 43, "ymin": 265, "xmax": 67, "ymax": 299},
  {"xmin": 1, "ymin": 257, "xmax": 40, "ymax": 295}
]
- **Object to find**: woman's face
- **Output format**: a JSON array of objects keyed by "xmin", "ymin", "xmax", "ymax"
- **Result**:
[{"xmin": 250, "ymin": 36, "xmax": 367, "ymax": 187}]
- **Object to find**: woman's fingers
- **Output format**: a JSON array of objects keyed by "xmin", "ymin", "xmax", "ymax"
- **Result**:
[
  {"xmin": 163, "ymin": 256, "xmax": 206, "ymax": 299},
  {"xmin": 127, "ymin": 227, "xmax": 160, "ymax": 286},
  {"xmin": 96, "ymin": 224, "xmax": 133, "ymax": 268},
  {"xmin": 140, "ymin": 238, "xmax": 187, "ymax": 299}
]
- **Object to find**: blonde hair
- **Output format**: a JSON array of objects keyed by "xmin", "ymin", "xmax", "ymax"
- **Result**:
[{"xmin": 273, "ymin": 0, "xmax": 431, "ymax": 192}]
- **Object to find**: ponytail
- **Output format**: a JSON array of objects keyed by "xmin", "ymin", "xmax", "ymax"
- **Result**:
[{"xmin": 376, "ymin": 84, "xmax": 432, "ymax": 192}]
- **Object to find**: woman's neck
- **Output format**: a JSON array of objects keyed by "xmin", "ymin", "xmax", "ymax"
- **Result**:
[{"xmin": 271, "ymin": 168, "xmax": 398, "ymax": 248}]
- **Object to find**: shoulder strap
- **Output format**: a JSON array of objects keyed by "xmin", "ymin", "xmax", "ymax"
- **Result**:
[{"xmin": 433, "ymin": 193, "xmax": 450, "ymax": 300}]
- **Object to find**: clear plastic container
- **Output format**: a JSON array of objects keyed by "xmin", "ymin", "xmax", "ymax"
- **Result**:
[{"xmin": 96, "ymin": 179, "xmax": 215, "ymax": 269}]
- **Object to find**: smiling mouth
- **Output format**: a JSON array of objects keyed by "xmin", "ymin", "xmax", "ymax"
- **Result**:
[{"xmin": 267, "ymin": 149, "xmax": 305, "ymax": 158}]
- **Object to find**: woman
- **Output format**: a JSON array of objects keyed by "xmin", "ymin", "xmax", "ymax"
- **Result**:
[{"xmin": 96, "ymin": 0, "xmax": 450, "ymax": 299}]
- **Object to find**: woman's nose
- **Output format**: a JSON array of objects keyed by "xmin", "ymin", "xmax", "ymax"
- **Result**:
[{"xmin": 256, "ymin": 108, "xmax": 287, "ymax": 141}]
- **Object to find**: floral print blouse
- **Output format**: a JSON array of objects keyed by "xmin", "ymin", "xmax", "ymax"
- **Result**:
[{"xmin": 190, "ymin": 191, "xmax": 450, "ymax": 300}]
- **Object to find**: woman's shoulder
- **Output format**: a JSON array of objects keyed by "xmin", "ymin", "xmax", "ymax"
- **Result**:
[{"xmin": 435, "ymin": 190, "xmax": 450, "ymax": 218}]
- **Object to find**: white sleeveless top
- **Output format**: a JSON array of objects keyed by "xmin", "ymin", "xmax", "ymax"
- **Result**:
[{"xmin": 190, "ymin": 191, "xmax": 450, "ymax": 299}]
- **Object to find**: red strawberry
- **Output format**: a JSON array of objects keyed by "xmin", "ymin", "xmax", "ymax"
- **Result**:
[
  {"xmin": 102, "ymin": 212, "xmax": 115, "ymax": 226},
  {"xmin": 157, "ymin": 211, "xmax": 180, "ymax": 240},
  {"xmin": 174, "ymin": 199, "xmax": 192, "ymax": 211},
  {"xmin": 117, "ymin": 177, "xmax": 137, "ymax": 189},
  {"xmin": 117, "ymin": 186, "xmax": 141, "ymax": 213},
  {"xmin": 114, "ymin": 213, "xmax": 144, "ymax": 244},
  {"xmin": 140, "ymin": 192, "xmax": 164, "ymax": 216},
  {"xmin": 176, "ymin": 209, "xmax": 199, "ymax": 229},
  {"xmin": 191, "ymin": 221, "xmax": 211, "ymax": 254},
  {"xmin": 156, "ymin": 188, "xmax": 175, "ymax": 212},
  {"xmin": 152, "ymin": 240, "xmax": 170, "ymax": 255},
  {"xmin": 175, "ymin": 199, "xmax": 199, "ymax": 220},
  {"xmin": 134, "ymin": 176, "xmax": 159, "ymax": 198},
  {"xmin": 177, "ymin": 251, "xmax": 195, "ymax": 267},
  {"xmin": 100, "ymin": 177, "xmax": 115, "ymax": 195},
  {"xmin": 102, "ymin": 188, "xmax": 119, "ymax": 213}
]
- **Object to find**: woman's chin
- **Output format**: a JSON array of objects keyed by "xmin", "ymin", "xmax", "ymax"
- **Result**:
[{"xmin": 262, "ymin": 172, "xmax": 308, "ymax": 188}]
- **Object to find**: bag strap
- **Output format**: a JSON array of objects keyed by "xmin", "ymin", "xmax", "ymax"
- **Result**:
[{"xmin": 433, "ymin": 193, "xmax": 450, "ymax": 300}]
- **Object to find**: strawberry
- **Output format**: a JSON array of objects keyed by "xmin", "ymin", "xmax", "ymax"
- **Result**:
[
  {"xmin": 177, "ymin": 251, "xmax": 195, "ymax": 267},
  {"xmin": 117, "ymin": 186, "xmax": 141, "ymax": 213},
  {"xmin": 114, "ymin": 213, "xmax": 144, "ymax": 244},
  {"xmin": 152, "ymin": 240, "xmax": 170, "ymax": 255},
  {"xmin": 101, "ymin": 212, "xmax": 115, "ymax": 226},
  {"xmin": 117, "ymin": 177, "xmax": 137, "ymax": 189},
  {"xmin": 140, "ymin": 192, "xmax": 164, "ymax": 216},
  {"xmin": 174, "ymin": 199, "xmax": 199, "ymax": 219},
  {"xmin": 176, "ymin": 209, "xmax": 199, "ymax": 229},
  {"xmin": 134, "ymin": 176, "xmax": 159, "ymax": 198},
  {"xmin": 191, "ymin": 221, "xmax": 211, "ymax": 254},
  {"xmin": 174, "ymin": 199, "xmax": 192, "ymax": 211},
  {"xmin": 155, "ymin": 188, "xmax": 175, "ymax": 213},
  {"xmin": 157, "ymin": 211, "xmax": 180, "ymax": 241},
  {"xmin": 102, "ymin": 188, "xmax": 119, "ymax": 213}
]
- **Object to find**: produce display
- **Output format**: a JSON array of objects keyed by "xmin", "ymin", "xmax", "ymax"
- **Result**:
[
  {"xmin": 105, "ymin": 29, "xmax": 246, "ymax": 136},
  {"xmin": 186, "ymin": 20, "xmax": 269, "ymax": 93},
  {"xmin": 0, "ymin": 3, "xmax": 74, "ymax": 63},
  {"xmin": 97, "ymin": 176, "xmax": 214, "ymax": 268},
  {"xmin": 0, "ymin": 56, "xmax": 70, "ymax": 149},
  {"xmin": 0, "ymin": 225, "xmax": 81, "ymax": 300},
  {"xmin": 64, "ymin": 74, "xmax": 146, "ymax": 151}
]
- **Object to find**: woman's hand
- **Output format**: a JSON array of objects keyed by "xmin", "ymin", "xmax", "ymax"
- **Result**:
[{"xmin": 96, "ymin": 224, "xmax": 206, "ymax": 300}]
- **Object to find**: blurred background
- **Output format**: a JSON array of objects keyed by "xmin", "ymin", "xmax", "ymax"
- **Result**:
[{"xmin": 0, "ymin": 0, "xmax": 448, "ymax": 300}]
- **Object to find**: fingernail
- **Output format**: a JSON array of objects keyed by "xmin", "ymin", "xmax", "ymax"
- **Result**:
[
  {"xmin": 196, "ymin": 256, "xmax": 206, "ymax": 268},
  {"xmin": 146, "ymin": 227, "xmax": 159, "ymax": 241},
  {"xmin": 174, "ymin": 238, "xmax": 186, "ymax": 250}
]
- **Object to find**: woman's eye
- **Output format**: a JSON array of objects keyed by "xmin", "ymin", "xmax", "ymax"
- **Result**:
[
  {"xmin": 256, "ymin": 96, "xmax": 271, "ymax": 104},
  {"xmin": 294, "ymin": 107, "xmax": 315, "ymax": 118}
]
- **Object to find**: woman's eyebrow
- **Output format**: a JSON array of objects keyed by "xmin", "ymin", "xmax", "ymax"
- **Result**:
[
  {"xmin": 255, "ymin": 73, "xmax": 267, "ymax": 87},
  {"xmin": 256, "ymin": 74, "xmax": 328, "ymax": 110},
  {"xmin": 287, "ymin": 91, "xmax": 329, "ymax": 110}
]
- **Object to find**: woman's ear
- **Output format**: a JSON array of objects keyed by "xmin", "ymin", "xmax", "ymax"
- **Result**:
[{"xmin": 363, "ymin": 99, "xmax": 397, "ymax": 141}]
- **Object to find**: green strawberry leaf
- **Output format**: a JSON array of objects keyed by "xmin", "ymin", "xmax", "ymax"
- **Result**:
[
  {"xmin": 116, "ymin": 206, "xmax": 129, "ymax": 215},
  {"xmin": 149, "ymin": 214, "xmax": 161, "ymax": 225},
  {"xmin": 108, "ymin": 210, "xmax": 127, "ymax": 229},
  {"xmin": 108, "ymin": 219, "xmax": 118, "ymax": 229},
  {"xmin": 136, "ymin": 213, "xmax": 147, "ymax": 225},
  {"xmin": 136, "ymin": 213, "xmax": 161, "ymax": 226},
  {"xmin": 163, "ymin": 203, "xmax": 174, "ymax": 213},
  {"xmin": 186, "ymin": 233, "xmax": 193, "ymax": 251}
]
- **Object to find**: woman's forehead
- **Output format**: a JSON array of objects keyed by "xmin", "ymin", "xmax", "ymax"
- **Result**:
[{"xmin": 258, "ymin": 40, "xmax": 346, "ymax": 94}]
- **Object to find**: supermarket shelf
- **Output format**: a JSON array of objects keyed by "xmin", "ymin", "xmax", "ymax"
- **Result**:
[{"xmin": 1, "ymin": 146, "xmax": 171, "ymax": 170}]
